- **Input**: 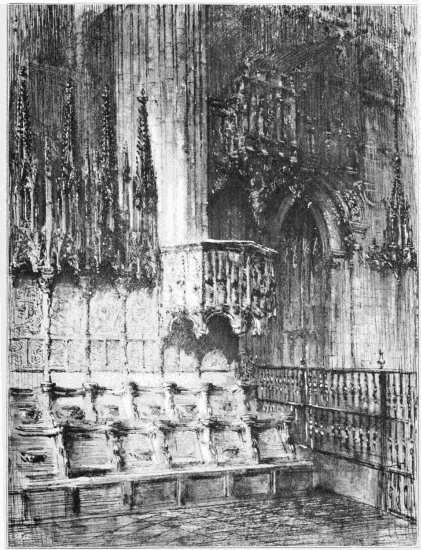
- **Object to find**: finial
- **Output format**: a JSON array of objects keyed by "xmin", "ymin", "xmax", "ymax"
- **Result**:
[
  {"xmin": 138, "ymin": 88, "xmax": 148, "ymax": 104},
  {"xmin": 377, "ymin": 350, "xmax": 385, "ymax": 369}
]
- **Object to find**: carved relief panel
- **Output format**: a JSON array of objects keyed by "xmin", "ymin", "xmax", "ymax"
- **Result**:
[
  {"xmin": 90, "ymin": 287, "xmax": 124, "ymax": 372},
  {"xmin": 90, "ymin": 287, "xmax": 124, "ymax": 339},
  {"xmin": 126, "ymin": 288, "xmax": 160, "ymax": 374},
  {"xmin": 50, "ymin": 282, "xmax": 88, "ymax": 372},
  {"xmin": 9, "ymin": 278, "xmax": 43, "ymax": 338},
  {"xmin": 126, "ymin": 289, "xmax": 158, "ymax": 340},
  {"xmin": 9, "ymin": 277, "xmax": 44, "ymax": 372}
]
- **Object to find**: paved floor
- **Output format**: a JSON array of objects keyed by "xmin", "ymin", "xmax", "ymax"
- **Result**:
[{"xmin": 9, "ymin": 489, "xmax": 417, "ymax": 547}]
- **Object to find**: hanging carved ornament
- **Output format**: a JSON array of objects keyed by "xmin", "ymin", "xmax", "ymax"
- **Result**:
[
  {"xmin": 366, "ymin": 15, "xmax": 416, "ymax": 279},
  {"xmin": 366, "ymin": 155, "xmax": 416, "ymax": 277}
]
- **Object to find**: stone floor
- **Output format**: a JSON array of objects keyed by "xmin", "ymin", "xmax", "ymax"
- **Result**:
[{"xmin": 9, "ymin": 489, "xmax": 417, "ymax": 547}]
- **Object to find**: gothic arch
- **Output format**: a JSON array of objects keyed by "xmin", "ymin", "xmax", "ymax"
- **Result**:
[{"xmin": 268, "ymin": 185, "xmax": 344, "ymax": 256}]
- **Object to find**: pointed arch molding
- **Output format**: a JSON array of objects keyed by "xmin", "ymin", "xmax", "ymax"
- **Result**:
[{"xmin": 268, "ymin": 184, "xmax": 346, "ymax": 258}]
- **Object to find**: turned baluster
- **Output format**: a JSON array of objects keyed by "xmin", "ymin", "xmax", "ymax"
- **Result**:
[
  {"xmin": 391, "ymin": 373, "xmax": 398, "ymax": 418},
  {"xmin": 366, "ymin": 415, "xmax": 372, "ymax": 459},
  {"xmin": 317, "ymin": 371, "xmax": 323, "ymax": 407},
  {"xmin": 263, "ymin": 370, "xmax": 268, "ymax": 401},
  {"xmin": 409, "ymin": 426, "xmax": 415, "ymax": 474},
  {"xmin": 295, "ymin": 368, "xmax": 300, "ymax": 405},
  {"xmin": 362, "ymin": 371, "xmax": 369, "ymax": 412},
  {"xmin": 398, "ymin": 372, "xmax": 404, "ymax": 420},
  {"xmin": 204, "ymin": 252, "xmax": 212, "ymax": 306},
  {"xmin": 344, "ymin": 414, "xmax": 350, "ymax": 453},
  {"xmin": 211, "ymin": 250, "xmax": 217, "ymax": 307},
  {"xmin": 313, "ymin": 412, "xmax": 320, "ymax": 451},
  {"xmin": 371, "ymin": 372, "xmax": 378, "ymax": 415},
  {"xmin": 359, "ymin": 417, "xmax": 365, "ymax": 458},
  {"xmin": 326, "ymin": 370, "xmax": 331, "ymax": 408},
  {"xmin": 402, "ymin": 425, "xmax": 407, "ymax": 471},
  {"xmin": 349, "ymin": 372, "xmax": 355, "ymax": 410},
  {"xmin": 225, "ymin": 253, "xmax": 231, "ymax": 309},
  {"xmin": 372, "ymin": 418, "xmax": 379, "ymax": 462},
  {"xmin": 350, "ymin": 414, "xmax": 356, "ymax": 457},
  {"xmin": 403, "ymin": 373, "xmax": 409, "ymax": 421},
  {"xmin": 340, "ymin": 371, "xmax": 346, "ymax": 408},
  {"xmin": 295, "ymin": 369, "xmax": 300, "ymax": 404},
  {"xmin": 335, "ymin": 372, "xmax": 341, "ymax": 408},
  {"xmin": 394, "ymin": 475, "xmax": 400, "ymax": 515},
  {"xmin": 326, "ymin": 410, "xmax": 333, "ymax": 452},
  {"xmin": 306, "ymin": 369, "xmax": 312, "ymax": 406},
  {"xmin": 318, "ymin": 410, "xmax": 325, "ymax": 451},
  {"xmin": 358, "ymin": 372, "xmax": 363, "ymax": 411},
  {"xmin": 319, "ymin": 371, "xmax": 325, "ymax": 406},
  {"xmin": 395, "ymin": 420, "xmax": 400, "ymax": 468},
  {"xmin": 285, "ymin": 368, "xmax": 290, "ymax": 403}
]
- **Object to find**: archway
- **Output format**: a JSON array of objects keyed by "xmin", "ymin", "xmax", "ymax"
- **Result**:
[{"xmin": 274, "ymin": 199, "xmax": 331, "ymax": 368}]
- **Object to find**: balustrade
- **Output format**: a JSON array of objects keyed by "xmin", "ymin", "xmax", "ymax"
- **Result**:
[
  {"xmin": 162, "ymin": 240, "xmax": 277, "ymax": 337},
  {"xmin": 256, "ymin": 363, "xmax": 417, "ymax": 521}
]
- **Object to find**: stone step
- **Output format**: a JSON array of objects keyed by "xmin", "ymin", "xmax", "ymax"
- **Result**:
[{"xmin": 10, "ymin": 460, "xmax": 314, "ymax": 526}]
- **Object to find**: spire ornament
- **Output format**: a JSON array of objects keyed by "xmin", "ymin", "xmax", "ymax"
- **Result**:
[
  {"xmin": 127, "ymin": 89, "xmax": 160, "ymax": 287},
  {"xmin": 133, "ymin": 89, "xmax": 158, "ymax": 213}
]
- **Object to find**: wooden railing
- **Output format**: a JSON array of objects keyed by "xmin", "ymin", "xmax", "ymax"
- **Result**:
[{"xmin": 256, "ymin": 364, "xmax": 417, "ymax": 522}]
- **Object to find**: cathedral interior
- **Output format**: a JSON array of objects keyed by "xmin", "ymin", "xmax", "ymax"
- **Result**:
[{"xmin": 8, "ymin": 4, "xmax": 418, "ymax": 546}]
